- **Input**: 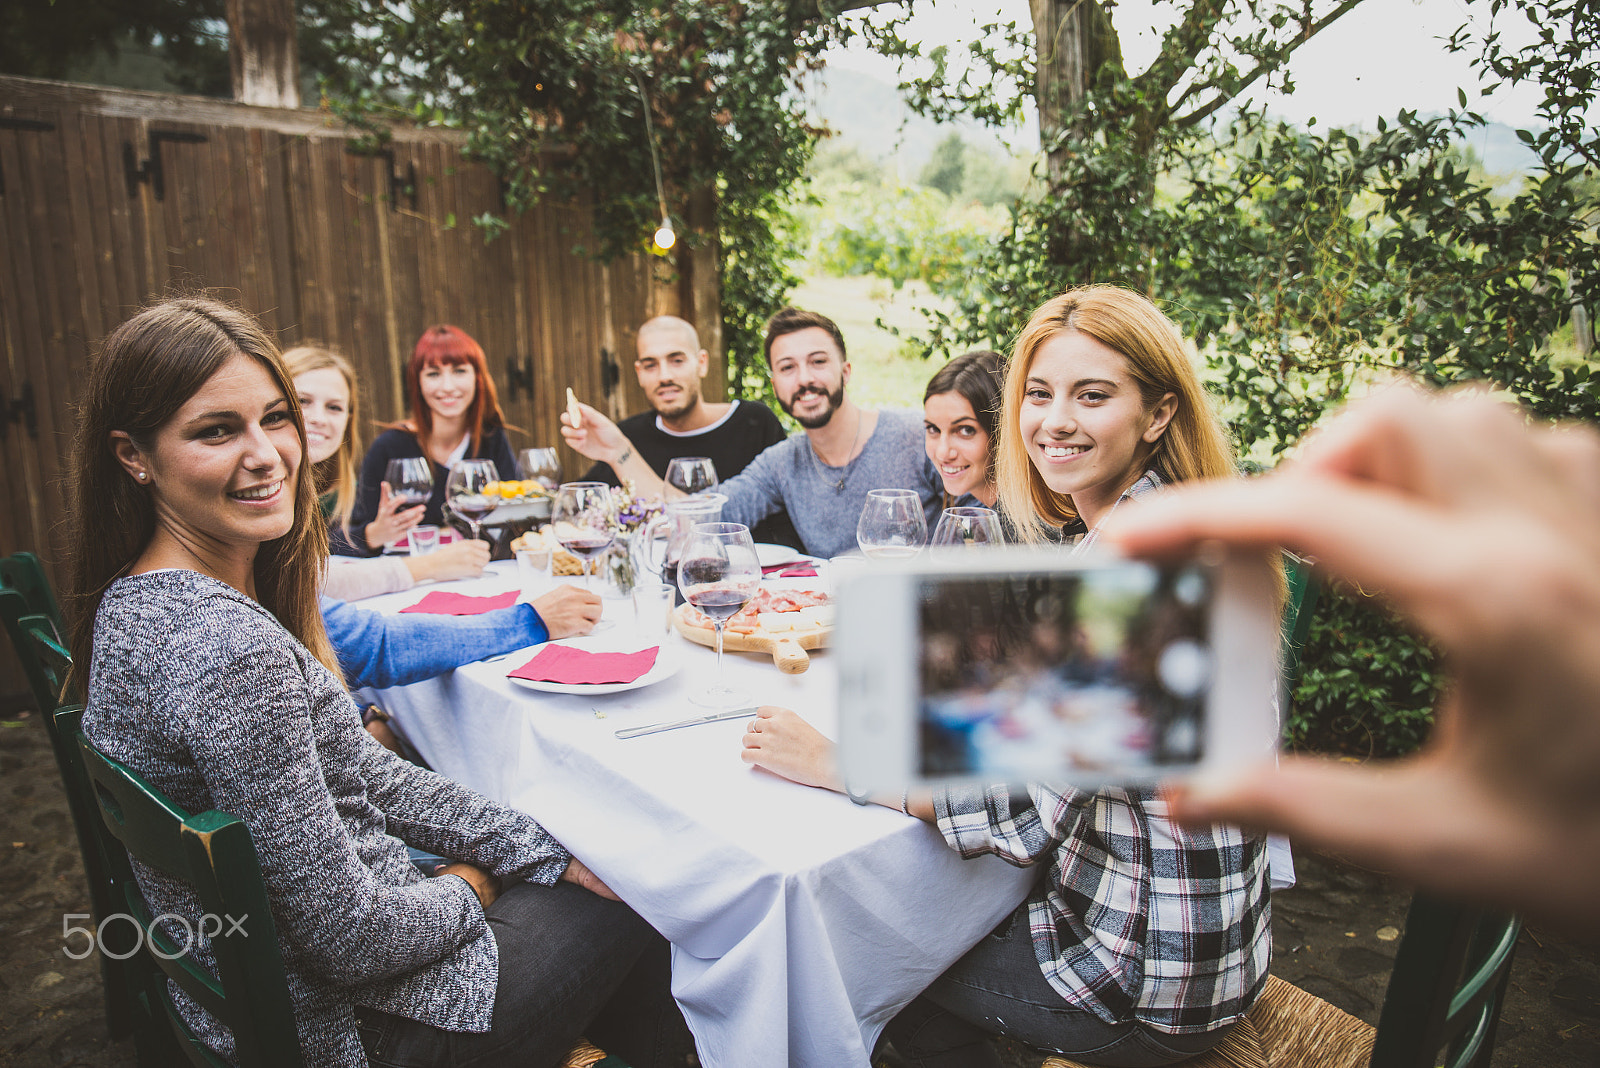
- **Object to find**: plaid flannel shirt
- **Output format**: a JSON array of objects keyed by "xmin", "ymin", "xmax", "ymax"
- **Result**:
[
  {"xmin": 933, "ymin": 783, "xmax": 1271, "ymax": 1034},
  {"xmin": 1067, "ymin": 469, "xmax": 1165, "ymax": 554}
]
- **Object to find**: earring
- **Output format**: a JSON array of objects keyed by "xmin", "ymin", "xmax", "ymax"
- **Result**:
[{"xmin": 137, "ymin": 472, "xmax": 148, "ymax": 482}]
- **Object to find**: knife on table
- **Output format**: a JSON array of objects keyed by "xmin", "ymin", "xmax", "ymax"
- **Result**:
[{"xmin": 614, "ymin": 707, "xmax": 759, "ymax": 739}]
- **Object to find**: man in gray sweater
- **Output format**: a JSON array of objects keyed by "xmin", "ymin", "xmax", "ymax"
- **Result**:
[{"xmin": 563, "ymin": 307, "xmax": 943, "ymax": 559}]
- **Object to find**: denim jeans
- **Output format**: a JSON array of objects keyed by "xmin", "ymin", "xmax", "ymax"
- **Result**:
[
  {"xmin": 883, "ymin": 904, "xmax": 1231, "ymax": 1068},
  {"xmin": 355, "ymin": 880, "xmax": 694, "ymax": 1068}
]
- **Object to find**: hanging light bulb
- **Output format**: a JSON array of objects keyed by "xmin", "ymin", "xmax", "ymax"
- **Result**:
[
  {"xmin": 653, "ymin": 217, "xmax": 676, "ymax": 252},
  {"xmin": 633, "ymin": 72, "xmax": 677, "ymax": 256}
]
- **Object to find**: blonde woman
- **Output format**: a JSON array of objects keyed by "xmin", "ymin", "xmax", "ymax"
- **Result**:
[
  {"xmin": 285, "ymin": 344, "xmax": 489, "ymax": 600},
  {"xmin": 742, "ymin": 287, "xmax": 1270, "ymax": 1066}
]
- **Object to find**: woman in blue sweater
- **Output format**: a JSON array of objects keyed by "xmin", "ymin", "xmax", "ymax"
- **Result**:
[{"xmin": 345, "ymin": 324, "xmax": 519, "ymax": 555}]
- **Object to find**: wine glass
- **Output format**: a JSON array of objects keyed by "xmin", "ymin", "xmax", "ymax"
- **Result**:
[
  {"xmin": 664, "ymin": 456, "xmax": 718, "ymax": 500},
  {"xmin": 856, "ymin": 488, "xmax": 927, "ymax": 559},
  {"xmin": 517, "ymin": 447, "xmax": 562, "ymax": 493},
  {"xmin": 385, "ymin": 457, "xmax": 434, "ymax": 511},
  {"xmin": 552, "ymin": 481, "xmax": 616, "ymax": 595},
  {"xmin": 930, "ymin": 506, "xmax": 1004, "ymax": 550},
  {"xmin": 446, "ymin": 459, "xmax": 500, "ymax": 543},
  {"xmin": 678, "ymin": 522, "xmax": 762, "ymax": 708}
]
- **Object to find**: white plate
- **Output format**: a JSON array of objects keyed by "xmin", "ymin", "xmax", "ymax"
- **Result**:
[
  {"xmin": 506, "ymin": 644, "xmax": 682, "ymax": 696},
  {"xmin": 755, "ymin": 543, "xmax": 800, "ymax": 568}
]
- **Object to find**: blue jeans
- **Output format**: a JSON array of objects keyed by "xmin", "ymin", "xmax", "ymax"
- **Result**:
[
  {"xmin": 883, "ymin": 904, "xmax": 1232, "ymax": 1068},
  {"xmin": 355, "ymin": 880, "xmax": 693, "ymax": 1068}
]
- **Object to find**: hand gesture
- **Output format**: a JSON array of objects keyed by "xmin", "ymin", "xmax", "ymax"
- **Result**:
[
  {"xmin": 531, "ymin": 584, "xmax": 603, "ymax": 639},
  {"xmin": 404, "ymin": 537, "xmax": 490, "ymax": 584},
  {"xmin": 1105, "ymin": 386, "xmax": 1600, "ymax": 937},
  {"xmin": 559, "ymin": 400, "xmax": 629, "ymax": 464},
  {"xmin": 365, "ymin": 481, "xmax": 427, "ymax": 548},
  {"xmin": 560, "ymin": 856, "xmax": 621, "ymax": 901},
  {"xmin": 435, "ymin": 861, "xmax": 501, "ymax": 911}
]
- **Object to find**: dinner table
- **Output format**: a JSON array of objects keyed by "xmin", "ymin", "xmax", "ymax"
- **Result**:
[{"xmin": 355, "ymin": 557, "xmax": 1037, "ymax": 1068}]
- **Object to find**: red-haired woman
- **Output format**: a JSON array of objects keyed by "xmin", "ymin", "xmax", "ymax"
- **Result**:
[{"xmin": 346, "ymin": 325, "xmax": 519, "ymax": 554}]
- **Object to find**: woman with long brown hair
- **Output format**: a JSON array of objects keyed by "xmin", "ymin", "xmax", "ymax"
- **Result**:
[
  {"xmin": 68, "ymin": 297, "xmax": 688, "ymax": 1067},
  {"xmin": 346, "ymin": 324, "xmax": 518, "ymax": 554}
]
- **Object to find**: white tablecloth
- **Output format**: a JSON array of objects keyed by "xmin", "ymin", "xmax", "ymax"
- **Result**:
[{"xmin": 357, "ymin": 563, "xmax": 1035, "ymax": 1068}]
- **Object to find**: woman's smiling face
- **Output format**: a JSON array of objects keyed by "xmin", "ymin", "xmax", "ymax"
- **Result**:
[
  {"xmin": 294, "ymin": 365, "xmax": 350, "ymax": 465},
  {"xmin": 419, "ymin": 360, "xmax": 476, "ymax": 421},
  {"xmin": 1019, "ymin": 330, "xmax": 1174, "ymax": 522},
  {"xmin": 924, "ymin": 391, "xmax": 992, "ymax": 502},
  {"xmin": 132, "ymin": 353, "xmax": 303, "ymax": 555}
]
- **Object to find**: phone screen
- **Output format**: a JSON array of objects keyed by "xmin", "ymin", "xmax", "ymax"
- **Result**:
[{"xmin": 915, "ymin": 562, "xmax": 1212, "ymax": 780}]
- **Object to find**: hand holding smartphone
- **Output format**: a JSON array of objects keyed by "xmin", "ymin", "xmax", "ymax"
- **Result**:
[{"xmin": 834, "ymin": 548, "xmax": 1281, "ymax": 795}]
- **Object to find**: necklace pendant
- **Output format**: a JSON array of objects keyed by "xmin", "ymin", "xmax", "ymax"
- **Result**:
[{"xmin": 835, "ymin": 478, "xmax": 845, "ymax": 493}]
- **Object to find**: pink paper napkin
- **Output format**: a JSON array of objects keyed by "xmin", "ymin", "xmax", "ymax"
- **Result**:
[
  {"xmin": 400, "ymin": 590, "xmax": 520, "ymax": 615},
  {"xmin": 776, "ymin": 564, "xmax": 818, "ymax": 578},
  {"xmin": 509, "ymin": 644, "xmax": 660, "ymax": 685}
]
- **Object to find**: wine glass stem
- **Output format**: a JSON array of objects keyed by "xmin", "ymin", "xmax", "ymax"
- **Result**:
[{"xmin": 713, "ymin": 620, "xmax": 726, "ymax": 684}]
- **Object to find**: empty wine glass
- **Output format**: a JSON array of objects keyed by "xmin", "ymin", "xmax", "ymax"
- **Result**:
[
  {"xmin": 517, "ymin": 447, "xmax": 562, "ymax": 492},
  {"xmin": 385, "ymin": 457, "xmax": 434, "ymax": 511},
  {"xmin": 446, "ymin": 459, "xmax": 500, "ymax": 542},
  {"xmin": 664, "ymin": 456, "xmax": 718, "ymax": 500},
  {"xmin": 552, "ymin": 481, "xmax": 616, "ymax": 596},
  {"xmin": 856, "ymin": 488, "xmax": 927, "ymax": 559},
  {"xmin": 930, "ymin": 506, "xmax": 1004, "ymax": 550},
  {"xmin": 678, "ymin": 522, "xmax": 761, "ymax": 708}
]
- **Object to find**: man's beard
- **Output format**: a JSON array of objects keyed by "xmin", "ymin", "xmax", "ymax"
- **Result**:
[
  {"xmin": 779, "ymin": 382, "xmax": 845, "ymax": 430},
  {"xmin": 653, "ymin": 384, "xmax": 700, "ymax": 421}
]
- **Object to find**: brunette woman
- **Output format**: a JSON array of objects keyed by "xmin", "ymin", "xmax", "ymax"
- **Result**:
[
  {"xmin": 924, "ymin": 349, "xmax": 1004, "ymax": 510},
  {"xmin": 347, "ymin": 324, "xmax": 518, "ymax": 554},
  {"xmin": 741, "ymin": 286, "xmax": 1270, "ymax": 1067},
  {"xmin": 67, "ymin": 297, "xmax": 688, "ymax": 1067}
]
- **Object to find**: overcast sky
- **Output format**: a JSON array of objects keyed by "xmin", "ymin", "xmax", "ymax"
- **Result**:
[{"xmin": 825, "ymin": 0, "xmax": 1549, "ymax": 139}]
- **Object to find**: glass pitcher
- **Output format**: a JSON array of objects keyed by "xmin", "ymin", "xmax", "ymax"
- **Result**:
[{"xmin": 637, "ymin": 493, "xmax": 727, "ymax": 599}]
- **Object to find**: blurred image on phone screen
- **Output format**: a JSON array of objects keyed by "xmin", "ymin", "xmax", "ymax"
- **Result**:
[{"xmin": 916, "ymin": 562, "xmax": 1212, "ymax": 780}]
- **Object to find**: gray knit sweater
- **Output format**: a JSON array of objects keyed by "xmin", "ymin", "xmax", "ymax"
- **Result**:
[{"xmin": 84, "ymin": 570, "xmax": 572, "ymax": 1066}]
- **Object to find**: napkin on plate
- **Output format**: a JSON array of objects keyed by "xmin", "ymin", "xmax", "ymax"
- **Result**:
[
  {"xmin": 509, "ymin": 644, "xmax": 660, "ymax": 685},
  {"xmin": 400, "ymin": 590, "xmax": 520, "ymax": 615},
  {"xmin": 773, "ymin": 564, "xmax": 818, "ymax": 579}
]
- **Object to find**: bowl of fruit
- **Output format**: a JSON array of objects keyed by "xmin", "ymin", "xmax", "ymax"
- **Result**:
[{"xmin": 482, "ymin": 479, "xmax": 553, "ymax": 522}]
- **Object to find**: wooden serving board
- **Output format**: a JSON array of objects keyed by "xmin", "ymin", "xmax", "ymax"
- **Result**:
[{"xmin": 672, "ymin": 603, "xmax": 830, "ymax": 675}]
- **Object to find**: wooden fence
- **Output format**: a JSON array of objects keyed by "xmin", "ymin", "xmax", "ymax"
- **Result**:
[{"xmin": 0, "ymin": 74, "xmax": 721, "ymax": 690}]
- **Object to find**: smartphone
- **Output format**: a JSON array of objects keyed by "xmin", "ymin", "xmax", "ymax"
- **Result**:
[{"xmin": 834, "ymin": 548, "xmax": 1281, "ymax": 794}]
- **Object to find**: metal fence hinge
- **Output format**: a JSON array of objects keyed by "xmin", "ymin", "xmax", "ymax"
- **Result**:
[
  {"xmin": 505, "ymin": 356, "xmax": 535, "ymax": 403},
  {"xmin": 344, "ymin": 145, "xmax": 417, "ymax": 213},
  {"xmin": 0, "ymin": 381, "xmax": 38, "ymax": 442},
  {"xmin": 123, "ymin": 130, "xmax": 208, "ymax": 200},
  {"xmin": 0, "ymin": 117, "xmax": 56, "ymax": 196}
]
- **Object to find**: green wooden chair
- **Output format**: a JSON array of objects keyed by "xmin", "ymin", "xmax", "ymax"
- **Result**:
[
  {"xmin": 65, "ymin": 704, "xmax": 305, "ymax": 1068},
  {"xmin": 1280, "ymin": 551, "xmax": 1320, "ymax": 691},
  {"xmin": 0, "ymin": 550, "xmax": 64, "ymax": 636}
]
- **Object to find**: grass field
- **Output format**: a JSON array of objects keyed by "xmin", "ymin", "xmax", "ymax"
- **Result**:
[{"xmin": 789, "ymin": 273, "xmax": 960, "ymax": 412}]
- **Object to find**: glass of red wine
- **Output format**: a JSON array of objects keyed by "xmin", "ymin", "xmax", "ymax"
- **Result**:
[
  {"xmin": 552, "ymin": 479, "xmax": 616, "ymax": 593},
  {"xmin": 678, "ymin": 521, "xmax": 761, "ymax": 708},
  {"xmin": 446, "ymin": 459, "xmax": 501, "ymax": 543},
  {"xmin": 385, "ymin": 457, "xmax": 434, "ymax": 510}
]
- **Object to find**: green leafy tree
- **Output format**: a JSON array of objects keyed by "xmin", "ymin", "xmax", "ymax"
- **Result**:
[
  {"xmin": 854, "ymin": 0, "xmax": 1598, "ymax": 756},
  {"xmin": 918, "ymin": 132, "xmax": 966, "ymax": 197},
  {"xmin": 316, "ymin": 0, "xmax": 852, "ymax": 405}
]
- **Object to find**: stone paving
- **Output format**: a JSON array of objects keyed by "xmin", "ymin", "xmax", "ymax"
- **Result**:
[{"xmin": 2, "ymin": 699, "xmax": 1596, "ymax": 1067}]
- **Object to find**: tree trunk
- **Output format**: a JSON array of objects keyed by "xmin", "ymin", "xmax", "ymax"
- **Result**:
[
  {"xmin": 1030, "ymin": 0, "xmax": 1121, "ymax": 183},
  {"xmin": 227, "ymin": 0, "xmax": 300, "ymax": 108}
]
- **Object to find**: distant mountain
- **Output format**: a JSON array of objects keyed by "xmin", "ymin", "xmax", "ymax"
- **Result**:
[{"xmin": 802, "ymin": 67, "xmax": 1033, "ymax": 174}]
